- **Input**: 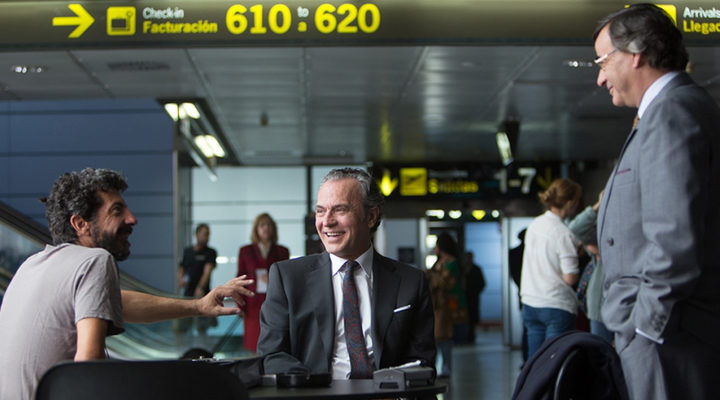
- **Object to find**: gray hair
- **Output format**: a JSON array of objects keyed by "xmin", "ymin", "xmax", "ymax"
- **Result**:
[
  {"xmin": 43, "ymin": 168, "xmax": 128, "ymax": 245},
  {"xmin": 593, "ymin": 3, "xmax": 688, "ymax": 71},
  {"xmin": 321, "ymin": 168, "xmax": 384, "ymax": 232}
]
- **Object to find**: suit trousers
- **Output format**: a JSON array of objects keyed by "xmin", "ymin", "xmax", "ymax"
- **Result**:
[{"xmin": 618, "ymin": 329, "xmax": 720, "ymax": 400}]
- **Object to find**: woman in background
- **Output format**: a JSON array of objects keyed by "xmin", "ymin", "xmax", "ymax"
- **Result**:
[
  {"xmin": 426, "ymin": 232, "xmax": 466, "ymax": 377},
  {"xmin": 237, "ymin": 213, "xmax": 289, "ymax": 353},
  {"xmin": 520, "ymin": 178, "xmax": 582, "ymax": 358}
]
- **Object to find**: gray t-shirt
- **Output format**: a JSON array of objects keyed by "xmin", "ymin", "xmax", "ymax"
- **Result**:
[{"xmin": 0, "ymin": 244, "xmax": 124, "ymax": 400}]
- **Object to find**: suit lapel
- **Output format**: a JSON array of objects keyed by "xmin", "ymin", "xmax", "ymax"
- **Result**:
[
  {"xmin": 307, "ymin": 252, "xmax": 334, "ymax": 363},
  {"xmin": 372, "ymin": 252, "xmax": 400, "ymax": 368},
  {"xmin": 598, "ymin": 124, "xmax": 638, "ymax": 237},
  {"xmin": 599, "ymin": 72, "xmax": 690, "ymax": 237}
]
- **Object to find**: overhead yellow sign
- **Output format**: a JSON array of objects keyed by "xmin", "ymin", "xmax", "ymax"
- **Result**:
[
  {"xmin": 378, "ymin": 169, "xmax": 398, "ymax": 197},
  {"xmin": 657, "ymin": 4, "xmax": 678, "ymax": 24},
  {"xmin": 472, "ymin": 210, "xmax": 487, "ymax": 220},
  {"xmin": 372, "ymin": 163, "xmax": 559, "ymax": 200},
  {"xmin": 400, "ymin": 168, "xmax": 427, "ymax": 196},
  {"xmin": 52, "ymin": 4, "xmax": 94, "ymax": 38},
  {"xmin": 1, "ymin": 1, "xmax": 717, "ymax": 48},
  {"xmin": 536, "ymin": 166, "xmax": 555, "ymax": 189},
  {"xmin": 107, "ymin": 7, "xmax": 137, "ymax": 36}
]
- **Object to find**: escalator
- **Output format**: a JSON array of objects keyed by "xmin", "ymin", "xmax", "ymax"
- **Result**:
[{"xmin": 0, "ymin": 201, "xmax": 247, "ymax": 359}]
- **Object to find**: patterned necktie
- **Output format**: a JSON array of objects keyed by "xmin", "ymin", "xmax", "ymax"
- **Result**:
[
  {"xmin": 632, "ymin": 114, "xmax": 639, "ymax": 130},
  {"xmin": 340, "ymin": 260, "xmax": 373, "ymax": 379}
]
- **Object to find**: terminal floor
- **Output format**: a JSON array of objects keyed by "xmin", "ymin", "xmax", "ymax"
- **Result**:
[{"xmin": 438, "ymin": 327, "xmax": 523, "ymax": 400}]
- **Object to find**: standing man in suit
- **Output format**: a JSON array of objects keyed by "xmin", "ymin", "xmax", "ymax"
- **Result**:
[
  {"xmin": 257, "ymin": 168, "xmax": 435, "ymax": 379},
  {"xmin": 594, "ymin": 4, "xmax": 720, "ymax": 399}
]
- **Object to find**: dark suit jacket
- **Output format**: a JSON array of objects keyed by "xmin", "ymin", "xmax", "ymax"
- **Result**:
[
  {"xmin": 257, "ymin": 251, "xmax": 436, "ymax": 375},
  {"xmin": 598, "ymin": 72, "xmax": 720, "ymax": 353}
]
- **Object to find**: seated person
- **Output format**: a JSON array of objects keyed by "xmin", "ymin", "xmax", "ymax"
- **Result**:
[
  {"xmin": 257, "ymin": 168, "xmax": 435, "ymax": 379},
  {"xmin": 0, "ymin": 168, "xmax": 254, "ymax": 400}
]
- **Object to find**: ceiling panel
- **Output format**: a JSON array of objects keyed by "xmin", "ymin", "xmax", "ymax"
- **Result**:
[{"xmin": 0, "ymin": 44, "xmax": 717, "ymax": 166}]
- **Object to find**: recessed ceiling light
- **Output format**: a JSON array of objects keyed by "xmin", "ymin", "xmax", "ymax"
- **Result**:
[
  {"xmin": 563, "ymin": 60, "xmax": 595, "ymax": 68},
  {"xmin": 11, "ymin": 65, "xmax": 46, "ymax": 74}
]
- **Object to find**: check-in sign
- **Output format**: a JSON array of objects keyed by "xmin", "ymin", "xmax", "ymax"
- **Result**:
[{"xmin": 2, "ymin": 1, "xmax": 719, "ymax": 49}]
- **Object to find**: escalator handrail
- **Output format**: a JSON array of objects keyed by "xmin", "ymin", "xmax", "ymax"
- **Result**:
[{"xmin": 0, "ymin": 201, "xmax": 52, "ymax": 244}]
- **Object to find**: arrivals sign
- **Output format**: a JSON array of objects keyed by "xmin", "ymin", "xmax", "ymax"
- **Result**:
[{"xmin": 0, "ymin": 1, "xmax": 718, "ymax": 49}]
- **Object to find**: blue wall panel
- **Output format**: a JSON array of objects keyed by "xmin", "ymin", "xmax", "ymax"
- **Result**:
[
  {"xmin": 128, "ymin": 215, "xmax": 175, "ymax": 257},
  {"xmin": 7, "ymin": 154, "xmax": 173, "ymax": 196},
  {"xmin": 121, "ymin": 214, "xmax": 175, "ymax": 291},
  {"xmin": 0, "ymin": 106, "xmax": 8, "ymax": 153},
  {"xmin": 125, "ymin": 193, "xmax": 174, "ymax": 214},
  {"xmin": 2, "ymin": 99, "xmax": 177, "ymax": 292},
  {"xmin": 0, "ymin": 157, "xmax": 8, "ymax": 198},
  {"xmin": 10, "ymin": 112, "xmax": 172, "ymax": 153},
  {"xmin": 1, "ymin": 103, "xmax": 9, "ymax": 198}
]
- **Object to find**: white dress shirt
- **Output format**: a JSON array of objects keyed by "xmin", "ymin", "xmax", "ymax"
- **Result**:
[
  {"xmin": 329, "ymin": 247, "xmax": 375, "ymax": 379},
  {"xmin": 637, "ymin": 71, "xmax": 680, "ymax": 119}
]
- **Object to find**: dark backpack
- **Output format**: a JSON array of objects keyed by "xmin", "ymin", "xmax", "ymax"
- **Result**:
[{"xmin": 512, "ymin": 330, "xmax": 629, "ymax": 400}]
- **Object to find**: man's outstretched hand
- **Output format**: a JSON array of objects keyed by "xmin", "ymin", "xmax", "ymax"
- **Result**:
[{"xmin": 197, "ymin": 275, "xmax": 254, "ymax": 317}]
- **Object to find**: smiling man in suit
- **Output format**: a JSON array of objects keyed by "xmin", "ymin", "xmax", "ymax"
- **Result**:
[
  {"xmin": 257, "ymin": 167, "xmax": 435, "ymax": 379},
  {"xmin": 594, "ymin": 4, "xmax": 720, "ymax": 399}
]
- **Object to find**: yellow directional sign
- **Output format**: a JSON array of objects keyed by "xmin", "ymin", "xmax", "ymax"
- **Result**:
[
  {"xmin": 378, "ymin": 169, "xmax": 398, "ymax": 197},
  {"xmin": 52, "ymin": 4, "xmax": 94, "ymax": 38},
  {"xmin": 472, "ymin": 210, "xmax": 487, "ymax": 220},
  {"xmin": 0, "ymin": 1, "xmax": 713, "ymax": 49},
  {"xmin": 536, "ymin": 166, "xmax": 555, "ymax": 189},
  {"xmin": 400, "ymin": 168, "xmax": 427, "ymax": 196}
]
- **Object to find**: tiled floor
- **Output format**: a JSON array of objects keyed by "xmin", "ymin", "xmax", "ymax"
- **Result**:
[{"xmin": 438, "ymin": 328, "xmax": 523, "ymax": 400}]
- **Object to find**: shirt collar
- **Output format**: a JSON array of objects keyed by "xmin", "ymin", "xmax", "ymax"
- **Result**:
[
  {"xmin": 544, "ymin": 209, "xmax": 561, "ymax": 220},
  {"xmin": 638, "ymin": 71, "xmax": 680, "ymax": 119},
  {"xmin": 329, "ymin": 246, "xmax": 374, "ymax": 277}
]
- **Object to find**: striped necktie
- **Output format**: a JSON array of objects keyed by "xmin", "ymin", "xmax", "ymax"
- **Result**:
[{"xmin": 340, "ymin": 260, "xmax": 373, "ymax": 379}]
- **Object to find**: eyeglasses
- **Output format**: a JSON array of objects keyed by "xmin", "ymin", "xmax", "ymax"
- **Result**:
[{"xmin": 594, "ymin": 49, "xmax": 618, "ymax": 69}]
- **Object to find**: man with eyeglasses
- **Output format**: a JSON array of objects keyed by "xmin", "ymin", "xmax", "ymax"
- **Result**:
[{"xmin": 593, "ymin": 4, "xmax": 720, "ymax": 399}]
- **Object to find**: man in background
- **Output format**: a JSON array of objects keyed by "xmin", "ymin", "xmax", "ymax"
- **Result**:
[
  {"xmin": 176, "ymin": 223, "xmax": 218, "ymax": 346},
  {"xmin": 463, "ymin": 251, "xmax": 485, "ymax": 343},
  {"xmin": 594, "ymin": 5, "xmax": 720, "ymax": 398}
]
